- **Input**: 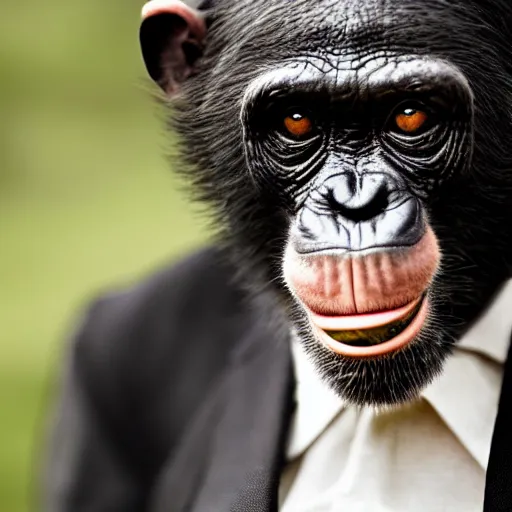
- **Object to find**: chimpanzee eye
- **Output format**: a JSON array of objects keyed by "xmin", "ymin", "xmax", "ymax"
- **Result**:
[
  {"xmin": 283, "ymin": 111, "xmax": 314, "ymax": 139},
  {"xmin": 390, "ymin": 103, "xmax": 431, "ymax": 135}
]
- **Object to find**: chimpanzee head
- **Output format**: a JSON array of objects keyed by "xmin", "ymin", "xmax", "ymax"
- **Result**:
[{"xmin": 140, "ymin": 0, "xmax": 512, "ymax": 405}]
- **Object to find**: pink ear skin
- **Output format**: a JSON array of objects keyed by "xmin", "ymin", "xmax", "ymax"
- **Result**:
[{"xmin": 140, "ymin": 0, "xmax": 207, "ymax": 96}]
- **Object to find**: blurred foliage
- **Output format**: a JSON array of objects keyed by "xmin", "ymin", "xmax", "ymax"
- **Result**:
[{"xmin": 0, "ymin": 1, "xmax": 207, "ymax": 510}]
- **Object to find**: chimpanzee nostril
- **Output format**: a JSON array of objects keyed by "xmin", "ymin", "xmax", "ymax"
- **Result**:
[{"xmin": 326, "ymin": 173, "xmax": 390, "ymax": 223}]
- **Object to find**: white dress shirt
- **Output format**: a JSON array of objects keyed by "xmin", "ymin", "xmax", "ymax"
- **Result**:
[{"xmin": 279, "ymin": 281, "xmax": 512, "ymax": 512}]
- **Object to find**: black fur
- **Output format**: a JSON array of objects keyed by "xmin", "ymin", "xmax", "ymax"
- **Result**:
[{"xmin": 165, "ymin": 0, "xmax": 512, "ymax": 404}]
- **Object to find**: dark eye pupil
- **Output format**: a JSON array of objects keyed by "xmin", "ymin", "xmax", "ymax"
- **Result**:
[
  {"xmin": 403, "ymin": 108, "xmax": 417, "ymax": 116},
  {"xmin": 291, "ymin": 113, "xmax": 303, "ymax": 121}
]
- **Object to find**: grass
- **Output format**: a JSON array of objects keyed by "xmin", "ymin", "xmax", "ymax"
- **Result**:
[{"xmin": 0, "ymin": 2, "xmax": 206, "ymax": 510}]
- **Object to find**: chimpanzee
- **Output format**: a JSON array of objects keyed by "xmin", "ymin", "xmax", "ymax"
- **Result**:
[{"xmin": 46, "ymin": 0, "xmax": 512, "ymax": 511}]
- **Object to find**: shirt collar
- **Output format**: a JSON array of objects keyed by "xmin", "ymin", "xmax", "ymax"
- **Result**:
[
  {"xmin": 455, "ymin": 280, "xmax": 512, "ymax": 362},
  {"xmin": 287, "ymin": 279, "xmax": 512, "ymax": 465}
]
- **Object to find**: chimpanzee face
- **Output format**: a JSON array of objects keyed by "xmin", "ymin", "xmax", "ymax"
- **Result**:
[{"xmin": 141, "ymin": 0, "xmax": 512, "ymax": 405}]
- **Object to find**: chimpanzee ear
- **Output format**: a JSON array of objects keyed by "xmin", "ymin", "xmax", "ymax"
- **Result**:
[{"xmin": 140, "ymin": 0, "xmax": 207, "ymax": 96}]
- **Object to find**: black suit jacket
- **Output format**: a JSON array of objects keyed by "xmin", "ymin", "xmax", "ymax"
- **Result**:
[{"xmin": 45, "ymin": 247, "xmax": 512, "ymax": 511}]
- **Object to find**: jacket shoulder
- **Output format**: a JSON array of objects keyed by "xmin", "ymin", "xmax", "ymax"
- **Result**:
[
  {"xmin": 67, "ymin": 247, "xmax": 248, "ymax": 454},
  {"xmin": 49, "ymin": 247, "xmax": 249, "ymax": 496},
  {"xmin": 76, "ymin": 246, "xmax": 245, "ymax": 372}
]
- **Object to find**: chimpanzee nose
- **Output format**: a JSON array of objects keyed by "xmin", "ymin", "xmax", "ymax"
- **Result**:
[
  {"xmin": 292, "ymin": 172, "xmax": 425, "ymax": 253},
  {"xmin": 327, "ymin": 173, "xmax": 389, "ymax": 223}
]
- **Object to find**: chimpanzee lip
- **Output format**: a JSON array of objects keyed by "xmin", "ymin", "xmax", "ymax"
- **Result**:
[{"xmin": 308, "ymin": 295, "xmax": 428, "ymax": 358}]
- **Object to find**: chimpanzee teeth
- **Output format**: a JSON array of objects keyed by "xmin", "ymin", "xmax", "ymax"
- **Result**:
[{"xmin": 325, "ymin": 300, "xmax": 422, "ymax": 347}]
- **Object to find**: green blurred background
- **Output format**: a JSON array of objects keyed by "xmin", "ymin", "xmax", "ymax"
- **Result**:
[{"xmin": 0, "ymin": 2, "xmax": 207, "ymax": 510}]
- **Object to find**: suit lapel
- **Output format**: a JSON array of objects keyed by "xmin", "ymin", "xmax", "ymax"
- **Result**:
[
  {"xmin": 484, "ymin": 332, "xmax": 512, "ymax": 511},
  {"xmin": 149, "ymin": 307, "xmax": 294, "ymax": 512},
  {"xmin": 190, "ymin": 325, "xmax": 294, "ymax": 512}
]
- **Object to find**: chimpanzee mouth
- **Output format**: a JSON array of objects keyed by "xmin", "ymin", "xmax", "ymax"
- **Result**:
[
  {"xmin": 325, "ymin": 298, "xmax": 423, "ymax": 347},
  {"xmin": 308, "ymin": 295, "xmax": 429, "ymax": 358}
]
